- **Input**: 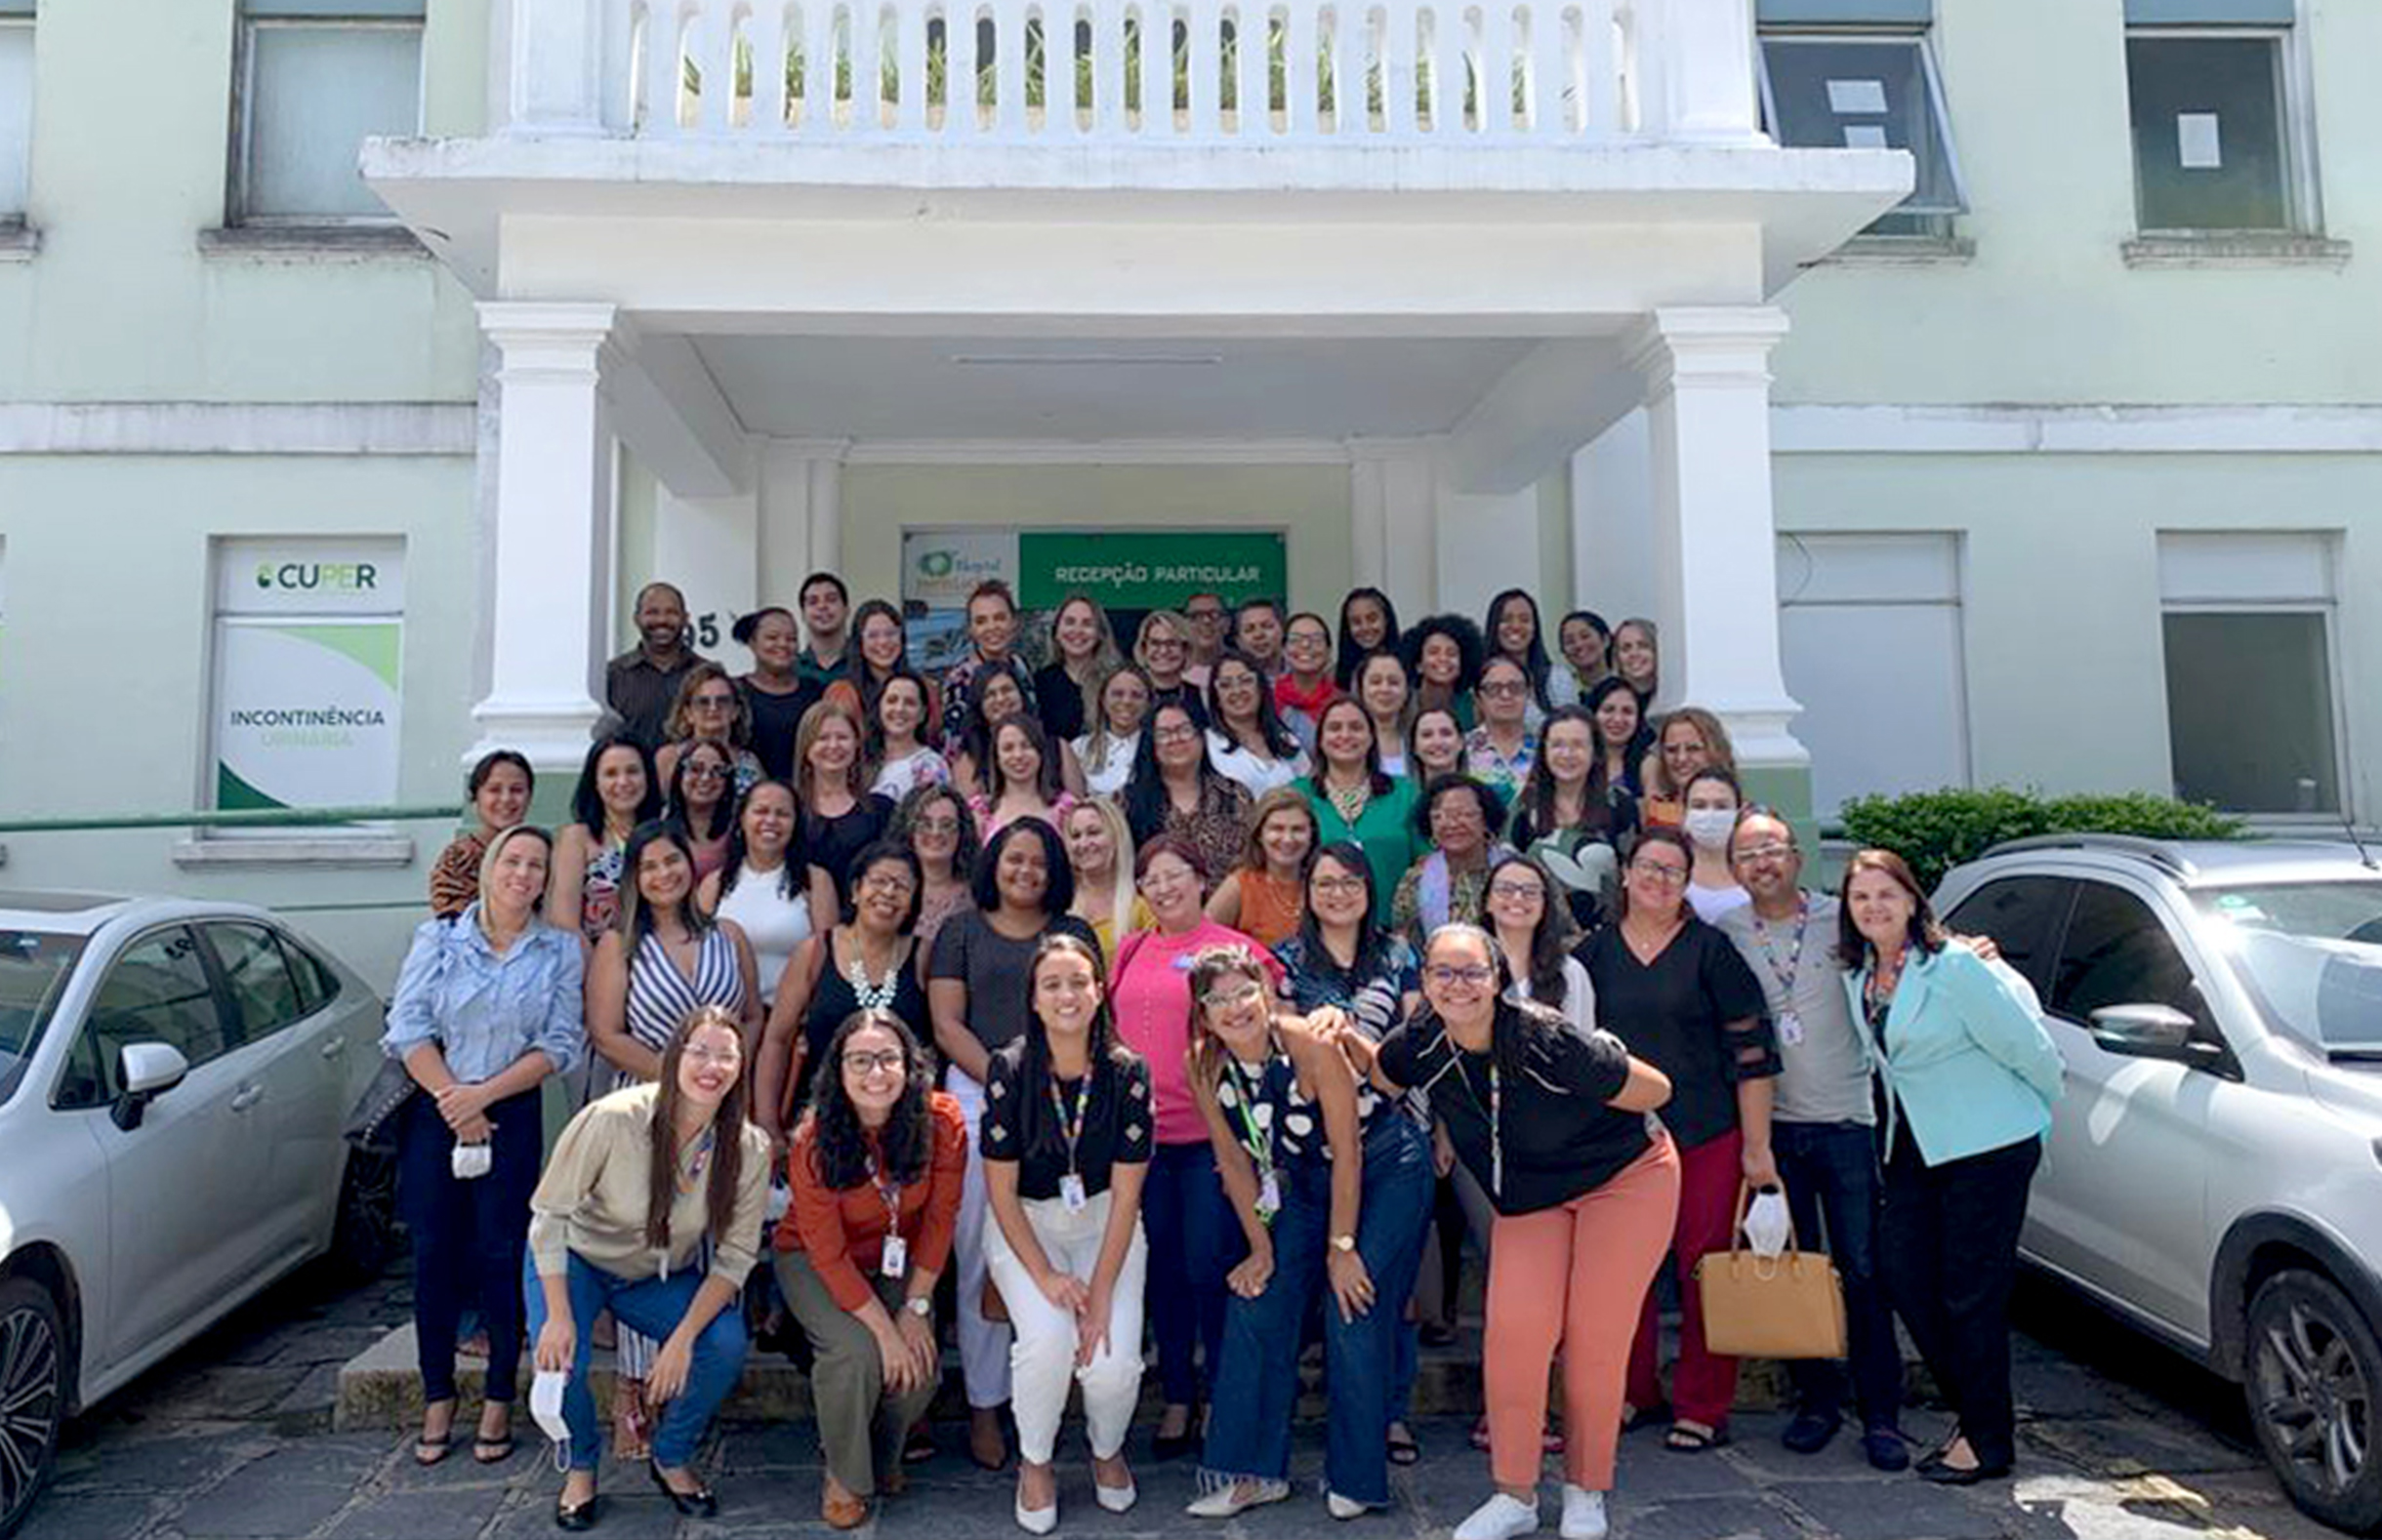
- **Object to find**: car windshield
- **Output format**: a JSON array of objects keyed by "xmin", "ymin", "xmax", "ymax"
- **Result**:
[
  {"xmin": 2194, "ymin": 881, "xmax": 2382, "ymax": 1056},
  {"xmin": 0, "ymin": 929, "xmax": 87, "ymax": 1105}
]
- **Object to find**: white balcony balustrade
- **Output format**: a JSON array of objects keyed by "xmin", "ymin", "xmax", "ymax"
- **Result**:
[{"xmin": 503, "ymin": 0, "xmax": 1763, "ymax": 148}]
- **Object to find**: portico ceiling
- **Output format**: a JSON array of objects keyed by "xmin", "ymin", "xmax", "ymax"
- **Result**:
[{"xmin": 689, "ymin": 334, "xmax": 1542, "ymax": 441}]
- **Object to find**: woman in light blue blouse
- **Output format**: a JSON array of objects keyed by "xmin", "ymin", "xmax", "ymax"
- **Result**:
[{"xmin": 384, "ymin": 823, "xmax": 588, "ymax": 1470}]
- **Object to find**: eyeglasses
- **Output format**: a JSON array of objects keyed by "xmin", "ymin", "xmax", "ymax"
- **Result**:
[
  {"xmin": 1735, "ymin": 842, "xmax": 1796, "ymax": 864},
  {"xmin": 1145, "ymin": 637, "xmax": 1187, "ymax": 653},
  {"xmin": 1200, "ymin": 981, "xmax": 1268, "ymax": 1012},
  {"xmin": 1153, "ymin": 724, "xmax": 1201, "ymax": 744},
  {"xmin": 683, "ymin": 760, "xmax": 728, "ymax": 780},
  {"xmin": 1288, "ymin": 631, "xmax": 1330, "ymax": 649},
  {"xmin": 861, "ymin": 872, "xmax": 918, "ymax": 896},
  {"xmin": 842, "ymin": 1049, "xmax": 906, "ymax": 1075},
  {"xmin": 1478, "ymin": 680, "xmax": 1527, "ymax": 699},
  {"xmin": 1489, "ymin": 880, "xmax": 1544, "ymax": 901},
  {"xmin": 684, "ymin": 1045, "xmax": 742, "ymax": 1067},
  {"xmin": 1311, "ymin": 876, "xmax": 1368, "ymax": 896},
  {"xmin": 1424, "ymin": 964, "xmax": 1496, "ymax": 987},
  {"xmin": 692, "ymin": 693, "xmax": 735, "ymax": 709},
  {"xmin": 1631, "ymin": 863, "xmax": 1690, "ymax": 885},
  {"xmin": 913, "ymin": 817, "xmax": 960, "ymax": 836}
]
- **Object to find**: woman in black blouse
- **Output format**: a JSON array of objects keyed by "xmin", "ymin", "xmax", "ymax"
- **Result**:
[
  {"xmin": 980, "ymin": 933, "xmax": 1153, "ymax": 1533},
  {"xmin": 1342, "ymin": 923, "xmax": 1674, "ymax": 1540},
  {"xmin": 1576, "ymin": 827, "xmax": 1778, "ymax": 1454}
]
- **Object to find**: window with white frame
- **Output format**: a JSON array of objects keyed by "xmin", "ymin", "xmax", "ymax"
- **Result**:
[
  {"xmin": 0, "ymin": 1, "xmax": 32, "ymax": 219},
  {"xmin": 2123, "ymin": 0, "xmax": 2311, "ymax": 234},
  {"xmin": 1777, "ymin": 532, "xmax": 1969, "ymax": 817},
  {"xmin": 2159, "ymin": 532, "xmax": 2344, "ymax": 816},
  {"xmin": 231, "ymin": 0, "xmax": 422, "ymax": 224},
  {"xmin": 1756, "ymin": 0, "xmax": 1965, "ymax": 240}
]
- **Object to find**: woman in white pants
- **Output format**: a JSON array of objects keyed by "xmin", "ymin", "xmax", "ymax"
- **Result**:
[{"xmin": 981, "ymin": 932, "xmax": 1153, "ymax": 1533}]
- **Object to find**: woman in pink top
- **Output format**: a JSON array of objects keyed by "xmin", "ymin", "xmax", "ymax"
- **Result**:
[{"xmin": 1106, "ymin": 834, "xmax": 1284, "ymax": 1460}]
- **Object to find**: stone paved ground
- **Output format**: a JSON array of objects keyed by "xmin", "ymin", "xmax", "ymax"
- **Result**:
[{"xmin": 19, "ymin": 1264, "xmax": 2348, "ymax": 1540}]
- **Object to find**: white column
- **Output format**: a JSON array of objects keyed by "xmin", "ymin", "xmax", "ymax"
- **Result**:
[
  {"xmin": 1346, "ymin": 440, "xmax": 1437, "ymax": 619},
  {"xmin": 471, "ymin": 301, "xmax": 618, "ymax": 772},
  {"xmin": 1570, "ymin": 410, "xmax": 1659, "ymax": 627},
  {"xmin": 1627, "ymin": 306, "xmax": 1806, "ymax": 768},
  {"xmin": 757, "ymin": 439, "xmax": 851, "ymax": 601},
  {"xmin": 806, "ymin": 455, "xmax": 844, "ymax": 578}
]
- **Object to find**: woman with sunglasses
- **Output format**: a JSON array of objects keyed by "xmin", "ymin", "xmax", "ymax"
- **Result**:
[
  {"xmin": 665, "ymin": 739, "xmax": 739, "ymax": 884},
  {"xmin": 656, "ymin": 661, "xmax": 765, "ymax": 800},
  {"xmin": 776, "ymin": 1009, "xmax": 966, "ymax": 1528},
  {"xmin": 1339, "ymin": 925, "xmax": 1676, "ymax": 1540},
  {"xmin": 981, "ymin": 934, "xmax": 1154, "ymax": 1532}
]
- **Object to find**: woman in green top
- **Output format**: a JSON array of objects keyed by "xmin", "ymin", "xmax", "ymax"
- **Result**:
[{"xmin": 1303, "ymin": 697, "xmax": 1417, "ymax": 927}]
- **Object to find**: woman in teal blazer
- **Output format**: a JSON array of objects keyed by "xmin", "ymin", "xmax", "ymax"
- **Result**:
[{"xmin": 1839, "ymin": 849, "xmax": 2061, "ymax": 1488}]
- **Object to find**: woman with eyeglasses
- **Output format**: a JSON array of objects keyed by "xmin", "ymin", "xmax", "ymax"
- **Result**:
[
  {"xmin": 1270, "ymin": 845, "xmax": 1435, "ymax": 1478},
  {"xmin": 1073, "ymin": 664, "xmax": 1152, "ymax": 799},
  {"xmin": 1464, "ymin": 657, "xmax": 1540, "ymax": 805},
  {"xmin": 1485, "ymin": 854, "xmax": 1594, "ymax": 1040},
  {"xmin": 1335, "ymin": 589, "xmax": 1401, "ymax": 693},
  {"xmin": 529, "ymin": 1005, "xmax": 768, "ymax": 1530},
  {"xmin": 757, "ymin": 843, "xmax": 931, "ymax": 1147},
  {"xmin": 1206, "ymin": 787, "xmax": 1318, "ymax": 949},
  {"xmin": 776, "ymin": 1009, "xmax": 966, "ymax": 1528},
  {"xmin": 1337, "ymin": 925, "xmax": 1676, "ymax": 1540},
  {"xmin": 1354, "ymin": 650, "xmax": 1416, "ymax": 779},
  {"xmin": 1639, "ymin": 708, "xmax": 1738, "ymax": 834},
  {"xmin": 889, "ymin": 784, "xmax": 980, "ymax": 955},
  {"xmin": 1108, "ymin": 836, "xmax": 1282, "ymax": 1463},
  {"xmin": 1390, "ymin": 775, "xmax": 1514, "ymax": 946},
  {"xmin": 552, "ymin": 735, "xmax": 663, "ymax": 952},
  {"xmin": 656, "ymin": 661, "xmax": 766, "ymax": 800},
  {"xmin": 734, "ymin": 605, "xmax": 810, "ymax": 784},
  {"xmin": 666, "ymin": 739, "xmax": 739, "ymax": 884},
  {"xmin": 928, "ymin": 820, "xmax": 1103, "ymax": 1469},
  {"xmin": 1122, "ymin": 703, "xmax": 1253, "ymax": 893},
  {"xmin": 1274, "ymin": 613, "xmax": 1339, "ymax": 751},
  {"xmin": 1402, "ymin": 614, "xmax": 1484, "ymax": 733},
  {"xmin": 862, "ymin": 669, "xmax": 950, "ymax": 804},
  {"xmin": 1577, "ymin": 828, "xmax": 1777, "ymax": 1455},
  {"xmin": 981, "ymin": 934, "xmax": 1154, "ymax": 1532},
  {"xmin": 826, "ymin": 600, "xmax": 943, "ymax": 728},
  {"xmin": 1507, "ymin": 707, "xmax": 1633, "ymax": 932},
  {"xmin": 1131, "ymin": 611, "xmax": 1210, "ymax": 726},
  {"xmin": 1304, "ymin": 697, "xmax": 1418, "ymax": 930},
  {"xmin": 1205, "ymin": 650, "xmax": 1309, "ymax": 800}
]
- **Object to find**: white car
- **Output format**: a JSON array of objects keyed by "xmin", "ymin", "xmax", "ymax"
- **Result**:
[
  {"xmin": 0, "ymin": 892, "xmax": 395, "ymax": 1539},
  {"xmin": 1935, "ymin": 837, "xmax": 2382, "ymax": 1532}
]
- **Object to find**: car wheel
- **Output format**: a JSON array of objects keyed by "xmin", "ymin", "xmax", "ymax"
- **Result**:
[
  {"xmin": 2246, "ymin": 1269, "xmax": 2382, "ymax": 1533},
  {"xmin": 0, "ymin": 1277, "xmax": 66, "ymax": 1540},
  {"xmin": 330, "ymin": 1149, "xmax": 400, "ymax": 1283}
]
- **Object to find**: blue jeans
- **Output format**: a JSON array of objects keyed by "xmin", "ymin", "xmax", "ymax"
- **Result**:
[
  {"xmin": 522, "ymin": 1251, "xmax": 749, "ymax": 1472},
  {"xmin": 1143, "ymin": 1141, "xmax": 1243, "ymax": 1407},
  {"xmin": 1204, "ymin": 1117, "xmax": 1435, "ymax": 1505},
  {"xmin": 1774, "ymin": 1119, "xmax": 1901, "ymax": 1431}
]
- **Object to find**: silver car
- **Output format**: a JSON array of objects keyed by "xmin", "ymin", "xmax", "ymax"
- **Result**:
[
  {"xmin": 0, "ymin": 893, "xmax": 396, "ymax": 1539},
  {"xmin": 1935, "ymin": 836, "xmax": 2382, "ymax": 1532}
]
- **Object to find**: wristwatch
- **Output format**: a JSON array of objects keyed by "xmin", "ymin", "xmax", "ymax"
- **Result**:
[
  {"xmin": 1331, "ymin": 1234, "xmax": 1358, "ymax": 1254},
  {"xmin": 903, "ymin": 1296, "xmax": 933, "ymax": 1318}
]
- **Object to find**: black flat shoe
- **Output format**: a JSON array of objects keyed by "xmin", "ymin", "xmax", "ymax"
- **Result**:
[
  {"xmin": 648, "ymin": 1461, "xmax": 719, "ymax": 1518},
  {"xmin": 1917, "ymin": 1456, "xmax": 2010, "ymax": 1486},
  {"xmin": 1862, "ymin": 1428, "xmax": 1910, "ymax": 1473},
  {"xmin": 1152, "ymin": 1420, "xmax": 1198, "ymax": 1461},
  {"xmin": 1781, "ymin": 1411, "xmax": 1840, "ymax": 1454},
  {"xmin": 554, "ymin": 1493, "xmax": 599, "ymax": 1531}
]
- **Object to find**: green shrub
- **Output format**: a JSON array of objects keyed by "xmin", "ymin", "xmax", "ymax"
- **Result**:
[{"xmin": 1836, "ymin": 787, "xmax": 2248, "ymax": 893}]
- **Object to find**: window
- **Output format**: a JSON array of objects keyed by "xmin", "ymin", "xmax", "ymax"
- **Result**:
[
  {"xmin": 2158, "ymin": 532, "xmax": 2343, "ymax": 816},
  {"xmin": 1943, "ymin": 876, "xmax": 2074, "ymax": 993},
  {"xmin": 56, "ymin": 927, "xmax": 227, "ymax": 1110},
  {"xmin": 2123, "ymin": 0, "xmax": 2309, "ymax": 234},
  {"xmin": 286, "ymin": 938, "xmax": 344, "ymax": 1014},
  {"xmin": 1777, "ymin": 533, "xmax": 1968, "ymax": 818},
  {"xmin": 232, "ymin": 0, "xmax": 422, "ymax": 224},
  {"xmin": 204, "ymin": 924, "xmax": 308, "ymax": 1045},
  {"xmin": 0, "ymin": 0, "xmax": 30, "ymax": 219},
  {"xmin": 2049, "ymin": 881, "xmax": 2214, "ymax": 1036},
  {"xmin": 1757, "ymin": 2, "xmax": 1965, "ymax": 240}
]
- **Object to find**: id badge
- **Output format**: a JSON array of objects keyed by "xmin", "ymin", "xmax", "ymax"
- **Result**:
[
  {"xmin": 1060, "ymin": 1172, "xmax": 1088, "ymax": 1213},
  {"xmin": 881, "ymin": 1234, "xmax": 908, "ymax": 1279},
  {"xmin": 1777, "ymin": 1009, "xmax": 1805, "ymax": 1048},
  {"xmin": 1256, "ymin": 1170, "xmax": 1282, "ymax": 1222}
]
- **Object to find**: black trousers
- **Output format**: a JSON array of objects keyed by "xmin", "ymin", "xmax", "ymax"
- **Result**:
[
  {"xmin": 397, "ymin": 1087, "xmax": 543, "ymax": 1405},
  {"xmin": 1776, "ymin": 1119, "xmax": 1903, "ymax": 1432},
  {"xmin": 1878, "ymin": 1125, "xmax": 2040, "ymax": 1470}
]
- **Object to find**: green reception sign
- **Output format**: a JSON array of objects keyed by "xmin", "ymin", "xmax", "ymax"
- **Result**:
[{"xmin": 1015, "ymin": 531, "xmax": 1286, "ymax": 612}]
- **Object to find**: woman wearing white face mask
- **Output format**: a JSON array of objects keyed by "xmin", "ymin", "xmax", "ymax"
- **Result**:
[{"xmin": 1678, "ymin": 769, "xmax": 1751, "ymax": 924}]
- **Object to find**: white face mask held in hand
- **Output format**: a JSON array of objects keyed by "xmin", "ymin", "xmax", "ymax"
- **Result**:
[
  {"xmin": 1743, "ymin": 1188, "xmax": 1792, "ymax": 1259},
  {"xmin": 531, "ymin": 1369, "xmax": 572, "ymax": 1470},
  {"xmin": 1681, "ymin": 807, "xmax": 1738, "ymax": 852},
  {"xmin": 450, "ymin": 1141, "xmax": 493, "ymax": 1181}
]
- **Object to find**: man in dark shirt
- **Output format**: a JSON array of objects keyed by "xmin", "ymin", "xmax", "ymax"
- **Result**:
[
  {"xmin": 604, "ymin": 581, "xmax": 707, "ymax": 751},
  {"xmin": 795, "ymin": 570, "xmax": 852, "ymax": 690}
]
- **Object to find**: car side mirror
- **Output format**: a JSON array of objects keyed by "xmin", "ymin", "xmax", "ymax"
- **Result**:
[
  {"xmin": 112, "ymin": 1042, "xmax": 189, "ymax": 1131},
  {"xmin": 2088, "ymin": 1003, "xmax": 2224, "ymax": 1068}
]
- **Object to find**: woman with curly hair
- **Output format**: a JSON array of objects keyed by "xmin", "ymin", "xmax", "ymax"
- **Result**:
[
  {"xmin": 1401, "ymin": 614, "xmax": 1485, "ymax": 733},
  {"xmin": 776, "ymin": 1009, "xmax": 965, "ymax": 1528},
  {"xmin": 890, "ymin": 783, "xmax": 981, "ymax": 953},
  {"xmin": 656, "ymin": 661, "xmax": 766, "ymax": 799},
  {"xmin": 981, "ymin": 934, "xmax": 1155, "ymax": 1531}
]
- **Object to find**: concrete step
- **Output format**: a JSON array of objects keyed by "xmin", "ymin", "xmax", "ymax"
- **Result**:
[{"xmin": 336, "ymin": 1321, "xmax": 1832, "ymax": 1432}]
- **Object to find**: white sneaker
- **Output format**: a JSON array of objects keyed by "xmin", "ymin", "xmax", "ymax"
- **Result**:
[
  {"xmin": 1328, "ymin": 1491, "xmax": 1370, "ymax": 1520},
  {"xmin": 1454, "ymin": 1491, "xmax": 1541, "ymax": 1540},
  {"xmin": 1559, "ymin": 1485, "xmax": 1608, "ymax": 1540},
  {"xmin": 1185, "ymin": 1478, "xmax": 1292, "ymax": 1518}
]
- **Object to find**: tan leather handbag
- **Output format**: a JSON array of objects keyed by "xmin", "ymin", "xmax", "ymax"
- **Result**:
[{"xmin": 1694, "ymin": 1182, "xmax": 1847, "ymax": 1360}]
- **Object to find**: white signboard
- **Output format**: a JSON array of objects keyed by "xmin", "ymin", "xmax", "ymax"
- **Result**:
[{"xmin": 901, "ymin": 529, "xmax": 1018, "ymax": 612}]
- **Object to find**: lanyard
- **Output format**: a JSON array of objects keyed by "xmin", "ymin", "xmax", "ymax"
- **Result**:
[
  {"xmin": 865, "ymin": 1148, "xmax": 902, "ymax": 1230},
  {"xmin": 1455, "ymin": 1053, "xmax": 1503, "ymax": 1200},
  {"xmin": 1047, "ymin": 1073, "xmax": 1090, "ymax": 1177},
  {"xmin": 1222, "ymin": 1057, "xmax": 1278, "ymax": 1183},
  {"xmin": 1749, "ymin": 893, "xmax": 1809, "ymax": 999}
]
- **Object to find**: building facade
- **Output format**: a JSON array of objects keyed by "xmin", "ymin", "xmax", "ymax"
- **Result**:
[{"xmin": 0, "ymin": 0, "xmax": 2370, "ymax": 984}]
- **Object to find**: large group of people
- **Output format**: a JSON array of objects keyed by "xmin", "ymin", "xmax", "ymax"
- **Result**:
[{"xmin": 387, "ymin": 572, "xmax": 2064, "ymax": 1537}]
